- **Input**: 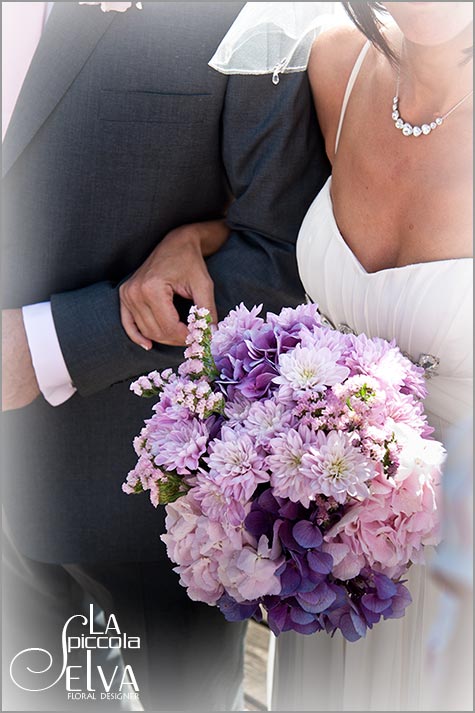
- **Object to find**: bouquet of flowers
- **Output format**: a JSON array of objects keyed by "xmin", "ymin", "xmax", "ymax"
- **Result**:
[{"xmin": 123, "ymin": 303, "xmax": 444, "ymax": 641}]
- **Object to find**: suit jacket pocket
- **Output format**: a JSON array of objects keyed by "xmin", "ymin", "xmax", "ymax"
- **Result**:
[{"xmin": 99, "ymin": 89, "xmax": 212, "ymax": 124}]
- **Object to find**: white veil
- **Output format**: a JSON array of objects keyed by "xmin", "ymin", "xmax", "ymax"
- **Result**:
[{"xmin": 209, "ymin": 2, "xmax": 346, "ymax": 83}]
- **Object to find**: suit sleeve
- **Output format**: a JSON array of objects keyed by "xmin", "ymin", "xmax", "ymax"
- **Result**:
[
  {"xmin": 50, "ymin": 280, "xmax": 185, "ymax": 398},
  {"xmin": 205, "ymin": 70, "xmax": 330, "ymax": 320}
]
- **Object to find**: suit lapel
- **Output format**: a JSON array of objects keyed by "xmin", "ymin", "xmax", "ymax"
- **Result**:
[{"xmin": 2, "ymin": 3, "xmax": 116, "ymax": 178}]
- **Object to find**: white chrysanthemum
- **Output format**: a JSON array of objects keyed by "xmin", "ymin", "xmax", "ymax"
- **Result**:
[{"xmin": 275, "ymin": 345, "xmax": 349, "ymax": 395}]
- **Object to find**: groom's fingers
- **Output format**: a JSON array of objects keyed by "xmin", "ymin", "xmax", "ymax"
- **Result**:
[
  {"xmin": 151, "ymin": 285, "xmax": 189, "ymax": 345},
  {"xmin": 120, "ymin": 303, "xmax": 153, "ymax": 351},
  {"xmin": 191, "ymin": 272, "xmax": 218, "ymax": 325},
  {"xmin": 120, "ymin": 279, "xmax": 188, "ymax": 346}
]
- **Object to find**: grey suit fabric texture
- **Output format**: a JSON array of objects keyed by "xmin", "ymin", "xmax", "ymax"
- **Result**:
[{"xmin": 2, "ymin": 1, "xmax": 330, "ymax": 565}]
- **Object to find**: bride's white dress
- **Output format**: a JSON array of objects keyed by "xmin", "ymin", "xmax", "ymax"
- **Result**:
[{"xmin": 269, "ymin": 43, "xmax": 473, "ymax": 712}]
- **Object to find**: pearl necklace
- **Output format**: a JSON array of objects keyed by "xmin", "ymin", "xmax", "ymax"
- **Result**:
[{"xmin": 392, "ymin": 54, "xmax": 473, "ymax": 138}]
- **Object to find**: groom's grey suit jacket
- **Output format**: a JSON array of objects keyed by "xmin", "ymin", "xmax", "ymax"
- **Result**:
[{"xmin": 2, "ymin": 2, "xmax": 330, "ymax": 563}]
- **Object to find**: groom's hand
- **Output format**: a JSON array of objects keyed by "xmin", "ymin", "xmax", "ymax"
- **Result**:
[
  {"xmin": 119, "ymin": 224, "xmax": 218, "ymax": 348},
  {"xmin": 2, "ymin": 309, "xmax": 40, "ymax": 411}
]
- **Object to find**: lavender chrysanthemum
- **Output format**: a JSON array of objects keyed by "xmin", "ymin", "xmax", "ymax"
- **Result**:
[
  {"xmin": 274, "ymin": 344, "xmax": 350, "ymax": 400},
  {"xmin": 205, "ymin": 427, "xmax": 269, "ymax": 500},
  {"xmin": 301, "ymin": 431, "xmax": 375, "ymax": 504},
  {"xmin": 150, "ymin": 418, "xmax": 209, "ymax": 475},
  {"xmin": 243, "ymin": 398, "xmax": 295, "ymax": 447},
  {"xmin": 267, "ymin": 426, "xmax": 317, "ymax": 507},
  {"xmin": 193, "ymin": 470, "xmax": 247, "ymax": 526},
  {"xmin": 211, "ymin": 303, "xmax": 264, "ymax": 356}
]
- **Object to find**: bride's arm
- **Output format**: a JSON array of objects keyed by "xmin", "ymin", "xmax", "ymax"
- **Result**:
[{"xmin": 119, "ymin": 218, "xmax": 230, "ymax": 350}]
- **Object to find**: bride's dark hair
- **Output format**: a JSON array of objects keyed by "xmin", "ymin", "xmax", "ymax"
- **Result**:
[{"xmin": 340, "ymin": 2, "xmax": 398, "ymax": 63}]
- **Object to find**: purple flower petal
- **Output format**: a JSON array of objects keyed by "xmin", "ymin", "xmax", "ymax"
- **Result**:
[
  {"xmin": 373, "ymin": 572, "xmax": 398, "ymax": 600},
  {"xmin": 278, "ymin": 500, "xmax": 306, "ymax": 520},
  {"xmin": 257, "ymin": 489, "xmax": 281, "ymax": 514},
  {"xmin": 360, "ymin": 605, "xmax": 381, "ymax": 627},
  {"xmin": 280, "ymin": 564, "xmax": 302, "ymax": 596},
  {"xmin": 308, "ymin": 568, "xmax": 327, "ymax": 586},
  {"xmin": 327, "ymin": 583, "xmax": 349, "ymax": 610},
  {"xmin": 339, "ymin": 612, "xmax": 364, "ymax": 642},
  {"xmin": 244, "ymin": 510, "xmax": 271, "ymax": 539},
  {"xmin": 292, "ymin": 620, "xmax": 323, "ymax": 635},
  {"xmin": 349, "ymin": 609, "xmax": 368, "ymax": 639},
  {"xmin": 267, "ymin": 604, "xmax": 289, "ymax": 635},
  {"xmin": 297, "ymin": 582, "xmax": 336, "ymax": 614},
  {"xmin": 278, "ymin": 520, "xmax": 305, "ymax": 553},
  {"xmin": 361, "ymin": 594, "xmax": 392, "ymax": 614},
  {"xmin": 217, "ymin": 594, "xmax": 259, "ymax": 622},
  {"xmin": 307, "ymin": 550, "xmax": 333, "ymax": 575},
  {"xmin": 292, "ymin": 521, "xmax": 323, "ymax": 549},
  {"xmin": 289, "ymin": 607, "xmax": 316, "ymax": 626}
]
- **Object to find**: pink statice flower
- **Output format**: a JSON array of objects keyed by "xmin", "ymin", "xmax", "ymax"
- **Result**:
[{"xmin": 173, "ymin": 378, "xmax": 224, "ymax": 419}]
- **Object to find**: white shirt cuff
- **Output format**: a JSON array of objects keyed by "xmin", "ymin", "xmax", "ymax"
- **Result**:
[{"xmin": 22, "ymin": 302, "xmax": 77, "ymax": 406}]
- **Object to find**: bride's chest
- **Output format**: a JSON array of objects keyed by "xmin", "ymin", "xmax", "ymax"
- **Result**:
[{"xmin": 331, "ymin": 128, "xmax": 472, "ymax": 274}]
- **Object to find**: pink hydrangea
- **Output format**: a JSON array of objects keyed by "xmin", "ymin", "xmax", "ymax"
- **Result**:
[{"xmin": 218, "ymin": 535, "xmax": 284, "ymax": 602}]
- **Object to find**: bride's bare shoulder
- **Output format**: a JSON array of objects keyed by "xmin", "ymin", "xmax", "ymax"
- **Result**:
[{"xmin": 308, "ymin": 25, "xmax": 367, "ymax": 156}]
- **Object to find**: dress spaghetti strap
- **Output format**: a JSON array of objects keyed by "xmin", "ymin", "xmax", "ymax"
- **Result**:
[{"xmin": 334, "ymin": 40, "xmax": 371, "ymax": 155}]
